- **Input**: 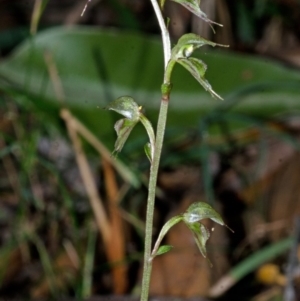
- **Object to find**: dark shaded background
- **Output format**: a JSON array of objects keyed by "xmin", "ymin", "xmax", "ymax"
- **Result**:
[{"xmin": 0, "ymin": 0, "xmax": 300, "ymax": 300}]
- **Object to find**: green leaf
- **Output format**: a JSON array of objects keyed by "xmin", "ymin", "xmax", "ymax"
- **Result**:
[
  {"xmin": 177, "ymin": 57, "xmax": 222, "ymax": 100},
  {"xmin": 183, "ymin": 202, "xmax": 225, "ymax": 226},
  {"xmin": 171, "ymin": 0, "xmax": 222, "ymax": 26},
  {"xmin": 156, "ymin": 245, "xmax": 173, "ymax": 256},
  {"xmin": 187, "ymin": 222, "xmax": 210, "ymax": 258},
  {"xmin": 105, "ymin": 96, "xmax": 140, "ymax": 121},
  {"xmin": 1, "ymin": 26, "xmax": 300, "ymax": 146},
  {"xmin": 113, "ymin": 118, "xmax": 139, "ymax": 154}
]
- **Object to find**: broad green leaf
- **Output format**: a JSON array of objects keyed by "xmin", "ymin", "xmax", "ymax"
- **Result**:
[
  {"xmin": 156, "ymin": 245, "xmax": 173, "ymax": 256},
  {"xmin": 172, "ymin": 0, "xmax": 222, "ymax": 26},
  {"xmin": 187, "ymin": 222, "xmax": 210, "ymax": 258},
  {"xmin": 183, "ymin": 202, "xmax": 224, "ymax": 226},
  {"xmin": 1, "ymin": 26, "xmax": 300, "ymax": 146},
  {"xmin": 105, "ymin": 96, "xmax": 140, "ymax": 121},
  {"xmin": 113, "ymin": 118, "xmax": 138, "ymax": 154},
  {"xmin": 177, "ymin": 57, "xmax": 222, "ymax": 100}
]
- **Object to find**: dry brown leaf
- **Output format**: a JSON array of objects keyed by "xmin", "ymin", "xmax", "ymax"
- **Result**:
[{"xmin": 102, "ymin": 159, "xmax": 128, "ymax": 294}]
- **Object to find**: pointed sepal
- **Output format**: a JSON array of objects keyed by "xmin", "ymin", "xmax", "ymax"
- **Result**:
[{"xmin": 177, "ymin": 57, "xmax": 223, "ymax": 100}]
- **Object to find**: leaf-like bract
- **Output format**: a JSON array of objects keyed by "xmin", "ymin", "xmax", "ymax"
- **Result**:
[
  {"xmin": 183, "ymin": 202, "xmax": 225, "ymax": 226},
  {"xmin": 177, "ymin": 57, "xmax": 223, "ymax": 100},
  {"xmin": 155, "ymin": 215, "xmax": 183, "ymax": 244},
  {"xmin": 171, "ymin": 0, "xmax": 222, "ymax": 26},
  {"xmin": 151, "ymin": 215, "xmax": 183, "ymax": 258},
  {"xmin": 105, "ymin": 96, "xmax": 140, "ymax": 121},
  {"xmin": 156, "ymin": 245, "xmax": 173, "ymax": 256}
]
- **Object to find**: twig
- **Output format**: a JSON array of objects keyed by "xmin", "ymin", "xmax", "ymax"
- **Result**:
[
  {"xmin": 81, "ymin": 0, "xmax": 92, "ymax": 17},
  {"xmin": 65, "ymin": 0, "xmax": 102, "ymax": 25},
  {"xmin": 61, "ymin": 108, "xmax": 111, "ymax": 243},
  {"xmin": 30, "ymin": 0, "xmax": 43, "ymax": 35},
  {"xmin": 44, "ymin": 50, "xmax": 65, "ymax": 104},
  {"xmin": 0, "ymin": 138, "xmax": 20, "ymax": 203},
  {"xmin": 44, "ymin": 50, "xmax": 111, "ymax": 241}
]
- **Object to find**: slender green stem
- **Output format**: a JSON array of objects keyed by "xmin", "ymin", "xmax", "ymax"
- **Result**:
[
  {"xmin": 149, "ymin": 0, "xmax": 171, "ymax": 68},
  {"xmin": 140, "ymin": 1, "xmax": 172, "ymax": 301},
  {"xmin": 140, "ymin": 114, "xmax": 156, "ymax": 161},
  {"xmin": 140, "ymin": 97, "xmax": 169, "ymax": 301}
]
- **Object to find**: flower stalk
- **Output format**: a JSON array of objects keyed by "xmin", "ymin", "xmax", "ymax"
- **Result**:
[
  {"xmin": 105, "ymin": 1, "xmax": 226, "ymax": 300},
  {"xmin": 139, "ymin": 2, "xmax": 173, "ymax": 300}
]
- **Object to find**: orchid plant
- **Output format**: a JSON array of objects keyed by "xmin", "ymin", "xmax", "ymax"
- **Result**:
[{"xmin": 105, "ymin": 1, "xmax": 232, "ymax": 300}]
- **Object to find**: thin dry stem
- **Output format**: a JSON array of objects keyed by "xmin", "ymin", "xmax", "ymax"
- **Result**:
[
  {"xmin": 65, "ymin": 0, "xmax": 102, "ymax": 25},
  {"xmin": 45, "ymin": 49, "xmax": 111, "ymax": 241},
  {"xmin": 30, "ymin": 0, "xmax": 43, "ymax": 35},
  {"xmin": 44, "ymin": 51, "xmax": 65, "ymax": 104},
  {"xmin": 61, "ymin": 108, "xmax": 111, "ymax": 243},
  {"xmin": 0, "ymin": 138, "xmax": 20, "ymax": 203},
  {"xmin": 63, "ymin": 240, "xmax": 80, "ymax": 269}
]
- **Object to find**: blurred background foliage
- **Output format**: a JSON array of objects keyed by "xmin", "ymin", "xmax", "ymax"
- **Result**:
[{"xmin": 0, "ymin": 0, "xmax": 300, "ymax": 300}]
